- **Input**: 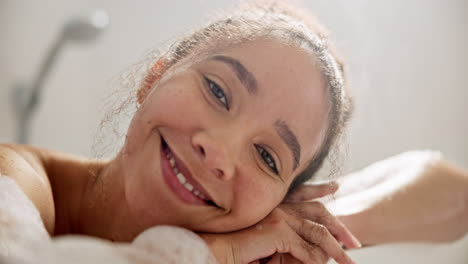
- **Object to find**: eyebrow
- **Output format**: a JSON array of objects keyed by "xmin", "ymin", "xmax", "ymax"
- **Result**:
[
  {"xmin": 211, "ymin": 55, "xmax": 258, "ymax": 95},
  {"xmin": 274, "ymin": 120, "xmax": 301, "ymax": 171}
]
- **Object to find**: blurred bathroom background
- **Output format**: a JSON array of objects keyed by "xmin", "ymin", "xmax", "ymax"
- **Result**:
[{"xmin": 1, "ymin": 0, "xmax": 467, "ymax": 263}]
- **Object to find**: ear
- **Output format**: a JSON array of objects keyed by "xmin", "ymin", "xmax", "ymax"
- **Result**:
[{"xmin": 137, "ymin": 59, "xmax": 167, "ymax": 105}]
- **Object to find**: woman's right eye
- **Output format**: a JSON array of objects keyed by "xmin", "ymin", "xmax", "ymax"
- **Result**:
[{"xmin": 204, "ymin": 76, "xmax": 230, "ymax": 110}]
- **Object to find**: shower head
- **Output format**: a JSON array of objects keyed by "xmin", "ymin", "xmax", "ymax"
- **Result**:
[
  {"xmin": 62, "ymin": 9, "xmax": 109, "ymax": 42},
  {"xmin": 12, "ymin": 9, "xmax": 110, "ymax": 143}
]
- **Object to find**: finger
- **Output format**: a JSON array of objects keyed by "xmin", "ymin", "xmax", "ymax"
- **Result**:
[
  {"xmin": 261, "ymin": 211, "xmax": 333, "ymax": 264},
  {"xmin": 286, "ymin": 235, "xmax": 330, "ymax": 264},
  {"xmin": 284, "ymin": 181, "xmax": 339, "ymax": 203},
  {"xmin": 306, "ymin": 246, "xmax": 329, "ymax": 264},
  {"xmin": 282, "ymin": 202, "xmax": 361, "ymax": 249},
  {"xmin": 288, "ymin": 218, "xmax": 356, "ymax": 264}
]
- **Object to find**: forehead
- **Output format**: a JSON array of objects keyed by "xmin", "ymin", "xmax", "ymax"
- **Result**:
[{"xmin": 215, "ymin": 38, "xmax": 330, "ymax": 168}]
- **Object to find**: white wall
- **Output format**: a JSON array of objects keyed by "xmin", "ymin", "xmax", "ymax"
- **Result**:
[{"xmin": 1, "ymin": 0, "xmax": 467, "ymax": 263}]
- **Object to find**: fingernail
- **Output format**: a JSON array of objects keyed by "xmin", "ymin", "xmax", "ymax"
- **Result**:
[{"xmin": 351, "ymin": 235, "xmax": 362, "ymax": 248}]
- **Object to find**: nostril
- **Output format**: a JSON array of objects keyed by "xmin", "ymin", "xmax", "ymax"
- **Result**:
[
  {"xmin": 198, "ymin": 145, "xmax": 205, "ymax": 157},
  {"xmin": 214, "ymin": 168, "xmax": 223, "ymax": 178}
]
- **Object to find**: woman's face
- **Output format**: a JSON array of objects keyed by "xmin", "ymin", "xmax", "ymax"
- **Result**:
[{"xmin": 119, "ymin": 38, "xmax": 329, "ymax": 232}]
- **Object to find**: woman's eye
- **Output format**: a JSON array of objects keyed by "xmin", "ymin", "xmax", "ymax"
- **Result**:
[
  {"xmin": 204, "ymin": 76, "xmax": 229, "ymax": 110},
  {"xmin": 255, "ymin": 145, "xmax": 279, "ymax": 175}
]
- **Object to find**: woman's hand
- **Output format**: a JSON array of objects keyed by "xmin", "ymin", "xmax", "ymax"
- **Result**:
[
  {"xmin": 282, "ymin": 181, "xmax": 362, "ymax": 250},
  {"xmin": 201, "ymin": 206, "xmax": 357, "ymax": 264}
]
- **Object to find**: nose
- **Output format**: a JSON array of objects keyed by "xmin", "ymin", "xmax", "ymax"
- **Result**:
[{"xmin": 192, "ymin": 132, "xmax": 236, "ymax": 181}]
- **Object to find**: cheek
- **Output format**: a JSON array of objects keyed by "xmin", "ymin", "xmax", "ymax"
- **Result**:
[
  {"xmin": 144, "ymin": 76, "xmax": 206, "ymax": 128},
  {"xmin": 229, "ymin": 177, "xmax": 285, "ymax": 228},
  {"xmin": 120, "ymin": 74, "xmax": 206, "ymax": 226}
]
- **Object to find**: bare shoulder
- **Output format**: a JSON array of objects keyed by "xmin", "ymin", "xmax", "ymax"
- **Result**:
[{"xmin": 0, "ymin": 144, "xmax": 59, "ymax": 234}]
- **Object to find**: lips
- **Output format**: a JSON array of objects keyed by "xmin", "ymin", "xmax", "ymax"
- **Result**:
[{"xmin": 159, "ymin": 134, "xmax": 219, "ymax": 208}]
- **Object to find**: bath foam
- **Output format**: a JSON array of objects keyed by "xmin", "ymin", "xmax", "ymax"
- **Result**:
[{"xmin": 0, "ymin": 176, "xmax": 216, "ymax": 264}]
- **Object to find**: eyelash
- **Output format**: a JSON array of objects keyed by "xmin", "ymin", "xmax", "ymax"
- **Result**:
[
  {"xmin": 255, "ymin": 145, "xmax": 279, "ymax": 175},
  {"xmin": 204, "ymin": 76, "xmax": 230, "ymax": 110}
]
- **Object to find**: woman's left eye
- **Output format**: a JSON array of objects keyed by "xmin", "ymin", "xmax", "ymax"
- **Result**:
[
  {"xmin": 204, "ymin": 76, "xmax": 229, "ymax": 110},
  {"xmin": 255, "ymin": 145, "xmax": 279, "ymax": 175}
]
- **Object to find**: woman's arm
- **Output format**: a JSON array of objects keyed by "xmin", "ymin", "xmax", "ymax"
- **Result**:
[
  {"xmin": 323, "ymin": 151, "xmax": 468, "ymax": 245},
  {"xmin": 0, "ymin": 144, "xmax": 55, "ymax": 234}
]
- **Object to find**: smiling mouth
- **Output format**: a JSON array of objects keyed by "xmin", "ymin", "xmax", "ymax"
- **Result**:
[{"xmin": 160, "ymin": 135, "xmax": 220, "ymax": 208}]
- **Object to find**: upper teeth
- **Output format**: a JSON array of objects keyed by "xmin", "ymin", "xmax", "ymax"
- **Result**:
[{"xmin": 166, "ymin": 151, "xmax": 206, "ymax": 200}]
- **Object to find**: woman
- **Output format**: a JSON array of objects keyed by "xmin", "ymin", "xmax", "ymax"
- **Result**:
[
  {"xmin": 1, "ymin": 1, "xmax": 467, "ymax": 264},
  {"xmin": 1, "ymin": 1, "xmax": 359, "ymax": 263}
]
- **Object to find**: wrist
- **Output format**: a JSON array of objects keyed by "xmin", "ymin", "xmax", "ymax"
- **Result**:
[
  {"xmin": 338, "ymin": 212, "xmax": 380, "ymax": 247},
  {"xmin": 199, "ymin": 234, "xmax": 235, "ymax": 264},
  {"xmin": 436, "ymin": 161, "xmax": 468, "ymax": 237}
]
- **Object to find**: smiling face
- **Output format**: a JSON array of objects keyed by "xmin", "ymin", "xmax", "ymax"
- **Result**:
[{"xmin": 118, "ymin": 38, "xmax": 329, "ymax": 232}]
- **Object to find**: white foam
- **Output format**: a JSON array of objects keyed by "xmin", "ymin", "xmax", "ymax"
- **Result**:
[{"xmin": 0, "ymin": 176, "xmax": 216, "ymax": 264}]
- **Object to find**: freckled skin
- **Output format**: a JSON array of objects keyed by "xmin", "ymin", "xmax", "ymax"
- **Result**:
[{"xmin": 108, "ymin": 38, "xmax": 329, "ymax": 237}]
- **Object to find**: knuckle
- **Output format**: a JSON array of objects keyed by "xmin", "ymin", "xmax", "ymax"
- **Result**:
[
  {"xmin": 300, "ymin": 219, "xmax": 311, "ymax": 234},
  {"xmin": 278, "ymin": 203, "xmax": 295, "ymax": 215},
  {"xmin": 266, "ymin": 208, "xmax": 283, "ymax": 220},
  {"xmin": 310, "ymin": 202, "xmax": 333, "ymax": 225},
  {"xmin": 268, "ymin": 217, "xmax": 284, "ymax": 229},
  {"xmin": 265, "ymin": 210, "xmax": 288, "ymax": 230},
  {"xmin": 312, "ymin": 224, "xmax": 329, "ymax": 243},
  {"xmin": 312, "ymin": 201, "xmax": 327, "ymax": 213},
  {"xmin": 318, "ymin": 210, "xmax": 333, "ymax": 226}
]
